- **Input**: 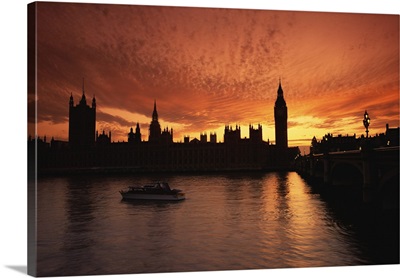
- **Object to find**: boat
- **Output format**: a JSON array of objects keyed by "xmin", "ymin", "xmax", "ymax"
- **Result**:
[{"xmin": 119, "ymin": 181, "xmax": 185, "ymax": 201}]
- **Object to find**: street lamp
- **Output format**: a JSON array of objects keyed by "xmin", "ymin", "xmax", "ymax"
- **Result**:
[{"xmin": 363, "ymin": 110, "xmax": 370, "ymax": 138}]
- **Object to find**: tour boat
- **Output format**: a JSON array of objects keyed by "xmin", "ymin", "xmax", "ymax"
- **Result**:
[{"xmin": 120, "ymin": 181, "xmax": 185, "ymax": 201}]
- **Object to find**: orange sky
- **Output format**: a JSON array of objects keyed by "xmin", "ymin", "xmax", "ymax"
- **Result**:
[{"xmin": 28, "ymin": 2, "xmax": 399, "ymax": 151}]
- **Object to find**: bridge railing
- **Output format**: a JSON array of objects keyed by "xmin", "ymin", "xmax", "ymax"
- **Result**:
[{"xmin": 373, "ymin": 146, "xmax": 400, "ymax": 152}]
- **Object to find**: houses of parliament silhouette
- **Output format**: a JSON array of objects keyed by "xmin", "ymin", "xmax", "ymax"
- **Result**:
[{"xmin": 32, "ymin": 80, "xmax": 300, "ymax": 174}]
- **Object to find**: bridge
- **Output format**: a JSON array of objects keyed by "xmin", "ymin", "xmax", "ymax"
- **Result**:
[{"xmin": 295, "ymin": 146, "xmax": 399, "ymax": 210}]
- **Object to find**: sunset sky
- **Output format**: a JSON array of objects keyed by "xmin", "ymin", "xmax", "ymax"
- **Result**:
[{"xmin": 28, "ymin": 1, "xmax": 399, "ymax": 151}]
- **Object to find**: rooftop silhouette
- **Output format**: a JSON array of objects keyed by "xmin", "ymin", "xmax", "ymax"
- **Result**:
[{"xmin": 30, "ymin": 80, "xmax": 302, "ymax": 174}]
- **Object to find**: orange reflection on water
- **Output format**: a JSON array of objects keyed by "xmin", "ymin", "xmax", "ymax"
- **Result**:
[{"xmin": 258, "ymin": 172, "xmax": 346, "ymax": 267}]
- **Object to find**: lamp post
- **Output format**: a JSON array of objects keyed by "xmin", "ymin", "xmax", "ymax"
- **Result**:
[{"xmin": 363, "ymin": 110, "xmax": 370, "ymax": 138}]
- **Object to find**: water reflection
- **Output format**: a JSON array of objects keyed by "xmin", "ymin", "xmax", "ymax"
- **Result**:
[
  {"xmin": 59, "ymin": 177, "xmax": 97, "ymax": 275},
  {"xmin": 36, "ymin": 172, "xmax": 397, "ymax": 276}
]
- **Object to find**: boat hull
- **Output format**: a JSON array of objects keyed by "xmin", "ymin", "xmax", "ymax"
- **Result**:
[{"xmin": 120, "ymin": 192, "xmax": 185, "ymax": 201}]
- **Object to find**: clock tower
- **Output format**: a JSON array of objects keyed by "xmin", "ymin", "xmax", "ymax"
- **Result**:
[
  {"xmin": 149, "ymin": 100, "xmax": 162, "ymax": 143},
  {"xmin": 274, "ymin": 79, "xmax": 288, "ymax": 149}
]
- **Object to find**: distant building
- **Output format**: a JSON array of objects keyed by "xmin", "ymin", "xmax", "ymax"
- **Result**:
[
  {"xmin": 34, "ymin": 79, "xmax": 301, "ymax": 173},
  {"xmin": 274, "ymin": 80, "xmax": 288, "ymax": 150},
  {"xmin": 200, "ymin": 133, "xmax": 207, "ymax": 143},
  {"xmin": 311, "ymin": 133, "xmax": 358, "ymax": 154},
  {"xmin": 273, "ymin": 80, "xmax": 289, "ymax": 167},
  {"xmin": 249, "ymin": 124, "xmax": 263, "ymax": 143},
  {"xmin": 224, "ymin": 125, "xmax": 241, "ymax": 144},
  {"xmin": 310, "ymin": 125, "xmax": 399, "ymax": 155},
  {"xmin": 68, "ymin": 81, "xmax": 96, "ymax": 148},
  {"xmin": 210, "ymin": 132, "xmax": 217, "ymax": 143},
  {"xmin": 128, "ymin": 123, "xmax": 141, "ymax": 143},
  {"xmin": 50, "ymin": 137, "xmax": 68, "ymax": 150},
  {"xmin": 147, "ymin": 100, "xmax": 173, "ymax": 144},
  {"xmin": 385, "ymin": 124, "xmax": 400, "ymax": 146},
  {"xmin": 96, "ymin": 130, "xmax": 112, "ymax": 145}
]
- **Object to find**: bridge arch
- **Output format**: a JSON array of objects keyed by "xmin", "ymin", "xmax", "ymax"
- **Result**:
[{"xmin": 330, "ymin": 161, "xmax": 363, "ymax": 187}]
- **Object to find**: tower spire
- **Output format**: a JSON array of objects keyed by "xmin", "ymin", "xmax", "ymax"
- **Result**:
[
  {"xmin": 79, "ymin": 78, "xmax": 87, "ymax": 105},
  {"xmin": 274, "ymin": 78, "xmax": 288, "ymax": 151},
  {"xmin": 277, "ymin": 78, "xmax": 284, "ymax": 97},
  {"xmin": 69, "ymin": 92, "xmax": 74, "ymax": 107},
  {"xmin": 149, "ymin": 100, "xmax": 161, "ymax": 142},
  {"xmin": 152, "ymin": 99, "xmax": 158, "ymax": 121},
  {"xmin": 92, "ymin": 94, "xmax": 96, "ymax": 109}
]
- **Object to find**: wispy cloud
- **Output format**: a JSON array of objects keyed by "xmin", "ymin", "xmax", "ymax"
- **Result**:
[{"xmin": 32, "ymin": 3, "xmax": 399, "ymax": 143}]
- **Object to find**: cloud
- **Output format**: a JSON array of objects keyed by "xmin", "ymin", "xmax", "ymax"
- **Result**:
[{"xmin": 32, "ymin": 3, "xmax": 399, "ymax": 143}]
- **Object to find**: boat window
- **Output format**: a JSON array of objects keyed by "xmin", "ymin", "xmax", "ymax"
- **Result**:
[{"xmin": 160, "ymin": 182, "xmax": 171, "ymax": 190}]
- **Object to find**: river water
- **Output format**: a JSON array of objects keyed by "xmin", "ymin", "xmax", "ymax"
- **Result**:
[{"xmin": 36, "ymin": 171, "xmax": 398, "ymax": 277}]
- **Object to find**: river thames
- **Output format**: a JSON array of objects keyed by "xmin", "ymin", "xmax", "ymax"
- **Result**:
[{"xmin": 36, "ymin": 171, "xmax": 398, "ymax": 277}]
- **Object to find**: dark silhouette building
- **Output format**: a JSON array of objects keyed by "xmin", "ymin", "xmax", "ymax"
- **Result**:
[
  {"xmin": 128, "ymin": 123, "xmax": 142, "ymax": 143},
  {"xmin": 96, "ymin": 130, "xmax": 112, "ymax": 145},
  {"xmin": 310, "ymin": 125, "xmax": 400, "ymax": 155},
  {"xmin": 68, "ymin": 81, "xmax": 96, "ymax": 148},
  {"xmin": 385, "ymin": 123, "xmax": 400, "ymax": 146},
  {"xmin": 148, "ymin": 100, "xmax": 173, "ymax": 144},
  {"xmin": 274, "ymin": 79, "xmax": 288, "ymax": 149},
  {"xmin": 149, "ymin": 100, "xmax": 162, "ymax": 143},
  {"xmin": 33, "ymin": 79, "xmax": 302, "ymax": 174},
  {"xmin": 273, "ymin": 80, "xmax": 289, "ymax": 167}
]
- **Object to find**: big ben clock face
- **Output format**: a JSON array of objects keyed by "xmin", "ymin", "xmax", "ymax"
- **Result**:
[{"xmin": 277, "ymin": 109, "xmax": 284, "ymax": 117}]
